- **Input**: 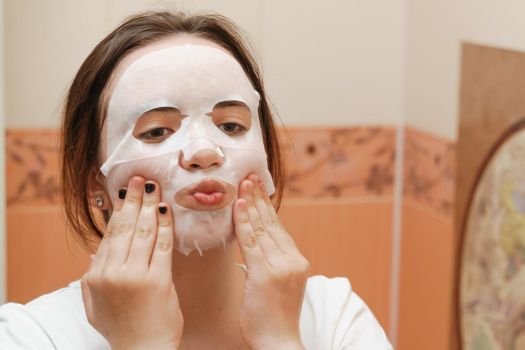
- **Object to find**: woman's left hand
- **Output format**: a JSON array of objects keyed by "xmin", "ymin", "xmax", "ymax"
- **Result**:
[{"xmin": 233, "ymin": 174, "xmax": 310, "ymax": 350}]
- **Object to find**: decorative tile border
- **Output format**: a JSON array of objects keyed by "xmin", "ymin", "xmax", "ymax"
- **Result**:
[
  {"xmin": 6, "ymin": 129, "xmax": 61, "ymax": 207},
  {"xmin": 5, "ymin": 126, "xmax": 398, "ymax": 207},
  {"xmin": 403, "ymin": 127, "xmax": 456, "ymax": 218},
  {"xmin": 280, "ymin": 127, "xmax": 396, "ymax": 198},
  {"xmin": 5, "ymin": 126, "xmax": 455, "ymax": 212}
]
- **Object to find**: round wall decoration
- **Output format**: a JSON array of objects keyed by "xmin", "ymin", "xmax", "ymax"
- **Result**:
[{"xmin": 460, "ymin": 119, "xmax": 525, "ymax": 349}]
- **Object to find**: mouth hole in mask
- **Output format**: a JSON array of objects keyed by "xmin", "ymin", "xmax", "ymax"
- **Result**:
[{"xmin": 132, "ymin": 107, "xmax": 185, "ymax": 143}]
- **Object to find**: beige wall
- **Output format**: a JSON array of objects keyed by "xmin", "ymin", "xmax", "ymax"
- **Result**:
[
  {"xmin": 5, "ymin": 0, "xmax": 407, "ymax": 128},
  {"xmin": 7, "ymin": 1, "xmax": 525, "ymax": 136},
  {"xmin": 406, "ymin": 0, "xmax": 525, "ymax": 139}
]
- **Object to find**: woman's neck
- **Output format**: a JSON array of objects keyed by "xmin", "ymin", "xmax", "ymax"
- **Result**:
[{"xmin": 171, "ymin": 242, "xmax": 245, "ymax": 337}]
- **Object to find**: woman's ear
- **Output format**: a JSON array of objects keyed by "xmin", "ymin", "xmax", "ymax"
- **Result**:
[{"xmin": 87, "ymin": 169, "xmax": 112, "ymax": 211}]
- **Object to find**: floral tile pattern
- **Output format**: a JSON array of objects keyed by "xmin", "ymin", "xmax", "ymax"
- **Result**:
[
  {"xmin": 6, "ymin": 130, "xmax": 61, "ymax": 207},
  {"xmin": 279, "ymin": 127, "xmax": 396, "ymax": 198},
  {"xmin": 5, "ymin": 126, "xmax": 456, "ymax": 210},
  {"xmin": 403, "ymin": 127, "xmax": 456, "ymax": 218},
  {"xmin": 5, "ymin": 127, "xmax": 398, "ymax": 207}
]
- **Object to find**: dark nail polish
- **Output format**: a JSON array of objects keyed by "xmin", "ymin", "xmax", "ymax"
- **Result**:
[
  {"xmin": 158, "ymin": 206, "xmax": 167, "ymax": 214},
  {"xmin": 145, "ymin": 183, "xmax": 156, "ymax": 194},
  {"xmin": 118, "ymin": 188, "xmax": 127, "ymax": 199}
]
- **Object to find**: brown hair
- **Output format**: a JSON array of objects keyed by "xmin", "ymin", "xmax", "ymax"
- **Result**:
[{"xmin": 60, "ymin": 11, "xmax": 284, "ymax": 251}]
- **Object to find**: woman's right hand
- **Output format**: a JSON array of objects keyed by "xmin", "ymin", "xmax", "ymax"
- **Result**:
[{"xmin": 81, "ymin": 176, "xmax": 183, "ymax": 350}]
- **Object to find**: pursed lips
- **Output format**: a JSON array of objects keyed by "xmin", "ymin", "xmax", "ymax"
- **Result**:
[{"xmin": 175, "ymin": 178, "xmax": 236, "ymax": 210}]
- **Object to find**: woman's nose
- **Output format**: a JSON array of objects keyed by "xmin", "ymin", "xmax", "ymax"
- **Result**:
[{"xmin": 180, "ymin": 149, "xmax": 225, "ymax": 170}]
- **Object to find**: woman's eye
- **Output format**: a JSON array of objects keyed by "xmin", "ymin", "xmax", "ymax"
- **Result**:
[
  {"xmin": 139, "ymin": 127, "xmax": 173, "ymax": 141},
  {"xmin": 218, "ymin": 122, "xmax": 247, "ymax": 136}
]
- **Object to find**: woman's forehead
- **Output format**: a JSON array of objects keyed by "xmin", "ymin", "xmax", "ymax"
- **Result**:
[
  {"xmin": 99, "ymin": 34, "xmax": 245, "ymax": 162},
  {"xmin": 107, "ymin": 44, "xmax": 256, "ymax": 117},
  {"xmin": 103, "ymin": 38, "xmax": 260, "ymax": 159},
  {"xmin": 106, "ymin": 34, "xmax": 232, "ymax": 97}
]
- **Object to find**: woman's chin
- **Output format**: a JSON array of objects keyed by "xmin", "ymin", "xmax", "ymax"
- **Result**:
[
  {"xmin": 171, "ymin": 204, "xmax": 236, "ymax": 256},
  {"xmin": 175, "ymin": 231, "xmax": 235, "ymax": 256}
]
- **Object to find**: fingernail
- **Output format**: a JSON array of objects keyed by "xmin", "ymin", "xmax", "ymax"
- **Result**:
[
  {"xmin": 118, "ymin": 188, "xmax": 127, "ymax": 199},
  {"xmin": 238, "ymin": 199, "xmax": 247, "ymax": 211},
  {"xmin": 252, "ymin": 180, "xmax": 262, "ymax": 195},
  {"xmin": 245, "ymin": 180, "xmax": 253, "ymax": 193},
  {"xmin": 158, "ymin": 206, "xmax": 167, "ymax": 214},
  {"xmin": 258, "ymin": 180, "xmax": 266, "ymax": 193},
  {"xmin": 243, "ymin": 182, "xmax": 254, "ymax": 205},
  {"xmin": 145, "ymin": 182, "xmax": 156, "ymax": 194}
]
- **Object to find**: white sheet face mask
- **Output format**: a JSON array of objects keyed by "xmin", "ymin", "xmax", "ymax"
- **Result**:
[{"xmin": 100, "ymin": 44, "xmax": 275, "ymax": 256}]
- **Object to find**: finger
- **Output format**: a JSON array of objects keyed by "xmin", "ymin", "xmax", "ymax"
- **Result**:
[
  {"xmin": 127, "ymin": 181, "xmax": 160, "ymax": 268},
  {"xmin": 233, "ymin": 198, "xmax": 268, "ymax": 271},
  {"xmin": 253, "ymin": 176, "xmax": 299, "ymax": 251},
  {"xmin": 91, "ymin": 186, "xmax": 128, "ymax": 272},
  {"xmin": 247, "ymin": 174, "xmax": 272, "ymax": 224},
  {"xmin": 241, "ymin": 179, "xmax": 283, "ymax": 264},
  {"xmin": 149, "ymin": 203, "xmax": 174, "ymax": 276},
  {"xmin": 252, "ymin": 174, "xmax": 272, "ymax": 205},
  {"xmin": 106, "ymin": 176, "xmax": 145, "ymax": 266}
]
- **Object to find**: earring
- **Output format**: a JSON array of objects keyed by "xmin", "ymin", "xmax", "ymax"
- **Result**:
[{"xmin": 95, "ymin": 196, "xmax": 104, "ymax": 208}]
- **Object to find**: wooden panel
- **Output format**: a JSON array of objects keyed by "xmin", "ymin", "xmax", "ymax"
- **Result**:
[
  {"xmin": 457, "ymin": 43, "xmax": 525, "ymax": 246},
  {"xmin": 279, "ymin": 198, "xmax": 393, "ymax": 332},
  {"xmin": 455, "ymin": 43, "xmax": 525, "ymax": 350}
]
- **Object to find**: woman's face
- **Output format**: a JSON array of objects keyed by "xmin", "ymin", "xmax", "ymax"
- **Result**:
[{"xmin": 99, "ymin": 35, "xmax": 275, "ymax": 255}]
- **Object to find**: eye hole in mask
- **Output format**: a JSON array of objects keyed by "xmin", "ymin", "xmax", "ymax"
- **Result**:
[
  {"xmin": 207, "ymin": 100, "xmax": 252, "ymax": 137},
  {"xmin": 132, "ymin": 107, "xmax": 184, "ymax": 143},
  {"xmin": 131, "ymin": 100, "xmax": 253, "ymax": 144}
]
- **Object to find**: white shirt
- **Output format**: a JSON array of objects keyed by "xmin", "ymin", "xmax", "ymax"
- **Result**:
[{"xmin": 0, "ymin": 275, "xmax": 392, "ymax": 349}]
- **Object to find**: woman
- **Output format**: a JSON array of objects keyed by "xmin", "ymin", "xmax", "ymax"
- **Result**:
[{"xmin": 0, "ymin": 11, "xmax": 392, "ymax": 349}]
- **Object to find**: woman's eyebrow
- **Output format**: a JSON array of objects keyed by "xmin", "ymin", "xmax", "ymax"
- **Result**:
[
  {"xmin": 138, "ymin": 106, "xmax": 187, "ymax": 118},
  {"xmin": 142, "ymin": 106, "xmax": 181, "ymax": 114},
  {"xmin": 213, "ymin": 100, "xmax": 249, "ymax": 109}
]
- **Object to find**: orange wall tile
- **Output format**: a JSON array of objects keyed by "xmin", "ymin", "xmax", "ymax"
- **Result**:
[
  {"xmin": 279, "ymin": 198, "xmax": 393, "ymax": 333},
  {"xmin": 397, "ymin": 202, "xmax": 455, "ymax": 350},
  {"xmin": 7, "ymin": 207, "xmax": 90, "ymax": 303}
]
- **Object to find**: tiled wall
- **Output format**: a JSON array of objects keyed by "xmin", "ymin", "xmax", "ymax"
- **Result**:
[
  {"xmin": 5, "ymin": 125, "xmax": 456, "ymax": 349},
  {"xmin": 399, "ymin": 127, "xmax": 456, "ymax": 350},
  {"xmin": 6, "ymin": 130, "xmax": 90, "ymax": 303},
  {"xmin": 280, "ymin": 127, "xmax": 396, "ymax": 332}
]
